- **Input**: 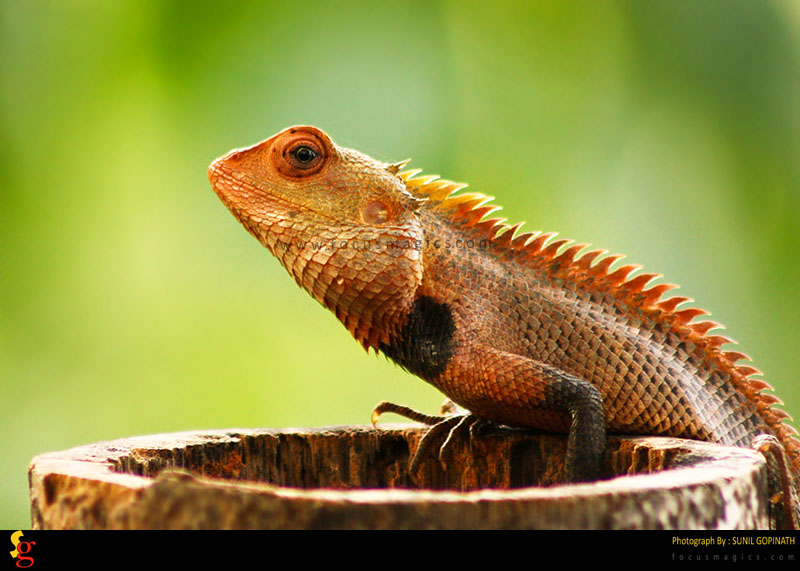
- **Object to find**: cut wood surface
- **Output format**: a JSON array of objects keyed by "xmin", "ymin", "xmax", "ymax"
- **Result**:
[{"xmin": 28, "ymin": 425, "xmax": 775, "ymax": 529}]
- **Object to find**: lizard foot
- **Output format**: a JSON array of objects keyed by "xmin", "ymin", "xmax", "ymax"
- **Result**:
[
  {"xmin": 371, "ymin": 400, "xmax": 494, "ymax": 474},
  {"xmin": 752, "ymin": 434, "xmax": 799, "ymax": 529}
]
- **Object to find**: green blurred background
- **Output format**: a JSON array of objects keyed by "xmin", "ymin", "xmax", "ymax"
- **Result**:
[{"xmin": 2, "ymin": 1, "xmax": 799, "ymax": 528}]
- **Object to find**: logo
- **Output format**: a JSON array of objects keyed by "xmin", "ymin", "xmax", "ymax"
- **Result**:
[{"xmin": 9, "ymin": 531, "xmax": 34, "ymax": 568}]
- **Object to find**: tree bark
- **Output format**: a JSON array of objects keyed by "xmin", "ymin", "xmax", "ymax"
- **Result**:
[{"xmin": 28, "ymin": 425, "xmax": 774, "ymax": 529}]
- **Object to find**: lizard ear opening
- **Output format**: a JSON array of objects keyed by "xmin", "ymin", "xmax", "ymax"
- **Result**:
[
  {"xmin": 362, "ymin": 200, "xmax": 392, "ymax": 224},
  {"xmin": 272, "ymin": 129, "xmax": 328, "ymax": 178}
]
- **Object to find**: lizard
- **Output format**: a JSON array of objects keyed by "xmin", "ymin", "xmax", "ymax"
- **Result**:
[{"xmin": 208, "ymin": 125, "xmax": 799, "ymax": 527}]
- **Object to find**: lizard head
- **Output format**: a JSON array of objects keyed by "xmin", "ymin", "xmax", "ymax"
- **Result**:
[
  {"xmin": 208, "ymin": 126, "xmax": 423, "ymax": 238},
  {"xmin": 208, "ymin": 125, "xmax": 425, "ymax": 349}
]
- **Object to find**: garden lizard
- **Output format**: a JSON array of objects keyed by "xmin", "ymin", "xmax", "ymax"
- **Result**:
[{"xmin": 208, "ymin": 125, "xmax": 799, "ymax": 526}]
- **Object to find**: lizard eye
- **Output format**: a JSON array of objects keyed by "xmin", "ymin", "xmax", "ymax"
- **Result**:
[
  {"xmin": 290, "ymin": 145, "xmax": 318, "ymax": 166},
  {"xmin": 285, "ymin": 141, "xmax": 324, "ymax": 172},
  {"xmin": 274, "ymin": 132, "xmax": 328, "ymax": 177}
]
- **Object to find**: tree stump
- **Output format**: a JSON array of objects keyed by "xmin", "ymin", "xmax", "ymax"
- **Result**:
[{"xmin": 28, "ymin": 425, "xmax": 776, "ymax": 529}]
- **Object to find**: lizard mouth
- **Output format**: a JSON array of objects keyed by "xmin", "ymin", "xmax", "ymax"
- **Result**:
[
  {"xmin": 207, "ymin": 157, "xmax": 246, "ymax": 214},
  {"xmin": 208, "ymin": 151, "xmax": 350, "ymax": 228},
  {"xmin": 208, "ymin": 152, "xmax": 281, "ymax": 209},
  {"xmin": 207, "ymin": 150, "xmax": 248, "ymax": 200},
  {"xmin": 208, "ymin": 153, "xmax": 336, "ymax": 253},
  {"xmin": 209, "ymin": 159, "xmax": 314, "ymax": 219}
]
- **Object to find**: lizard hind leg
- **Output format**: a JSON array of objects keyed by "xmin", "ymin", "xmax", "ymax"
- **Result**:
[{"xmin": 372, "ymin": 348, "xmax": 608, "ymax": 484}]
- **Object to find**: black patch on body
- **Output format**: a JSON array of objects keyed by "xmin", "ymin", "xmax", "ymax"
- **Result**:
[{"xmin": 380, "ymin": 295, "xmax": 455, "ymax": 380}]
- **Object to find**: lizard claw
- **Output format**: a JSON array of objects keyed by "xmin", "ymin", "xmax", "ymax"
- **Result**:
[
  {"xmin": 438, "ymin": 414, "xmax": 483, "ymax": 461},
  {"xmin": 410, "ymin": 415, "xmax": 465, "ymax": 472},
  {"xmin": 410, "ymin": 412, "xmax": 491, "ymax": 472}
]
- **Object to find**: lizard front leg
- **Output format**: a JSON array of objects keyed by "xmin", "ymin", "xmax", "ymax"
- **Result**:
[
  {"xmin": 437, "ymin": 345, "xmax": 607, "ymax": 482},
  {"xmin": 376, "ymin": 346, "xmax": 608, "ymax": 482}
]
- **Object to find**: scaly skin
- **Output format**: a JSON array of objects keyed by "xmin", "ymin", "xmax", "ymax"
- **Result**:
[{"xmin": 208, "ymin": 125, "xmax": 799, "ymax": 523}]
